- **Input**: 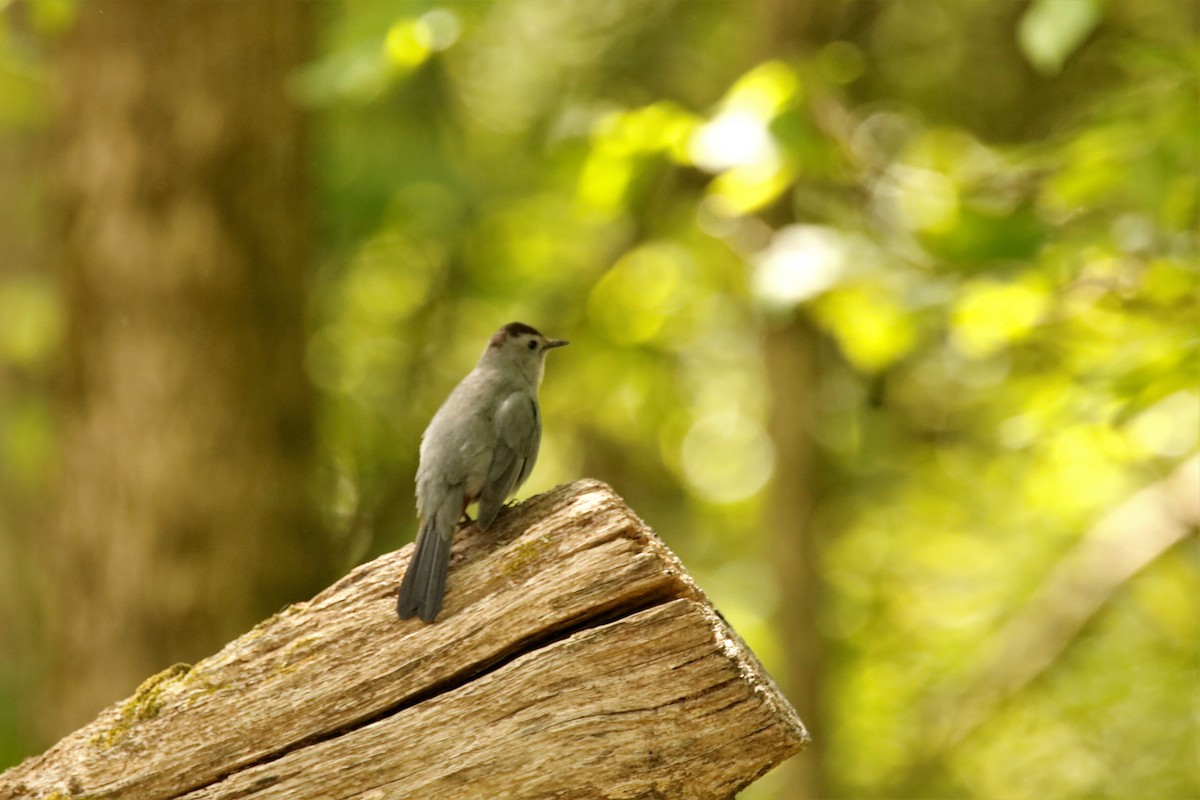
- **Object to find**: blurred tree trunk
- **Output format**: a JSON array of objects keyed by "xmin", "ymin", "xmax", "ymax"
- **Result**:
[
  {"xmin": 765, "ymin": 317, "xmax": 825, "ymax": 800},
  {"xmin": 42, "ymin": 1, "xmax": 330, "ymax": 741}
]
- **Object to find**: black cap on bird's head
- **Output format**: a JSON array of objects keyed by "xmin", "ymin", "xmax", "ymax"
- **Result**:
[
  {"xmin": 489, "ymin": 322, "xmax": 542, "ymax": 348},
  {"xmin": 487, "ymin": 322, "xmax": 569, "ymax": 352}
]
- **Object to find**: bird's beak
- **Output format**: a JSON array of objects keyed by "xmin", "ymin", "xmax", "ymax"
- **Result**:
[{"xmin": 545, "ymin": 339, "xmax": 569, "ymax": 349}]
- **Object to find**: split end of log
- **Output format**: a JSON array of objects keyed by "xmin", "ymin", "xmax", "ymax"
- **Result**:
[{"xmin": 2, "ymin": 479, "xmax": 809, "ymax": 800}]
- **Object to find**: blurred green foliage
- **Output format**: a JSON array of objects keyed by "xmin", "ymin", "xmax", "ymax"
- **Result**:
[{"xmin": 1, "ymin": 0, "xmax": 1197, "ymax": 797}]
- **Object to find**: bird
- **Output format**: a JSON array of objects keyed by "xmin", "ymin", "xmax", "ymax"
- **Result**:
[{"xmin": 397, "ymin": 322, "xmax": 568, "ymax": 622}]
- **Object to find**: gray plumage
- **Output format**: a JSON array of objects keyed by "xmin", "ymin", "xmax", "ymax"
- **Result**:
[{"xmin": 397, "ymin": 322, "xmax": 568, "ymax": 622}]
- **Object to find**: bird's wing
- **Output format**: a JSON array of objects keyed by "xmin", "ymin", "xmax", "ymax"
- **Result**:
[{"xmin": 477, "ymin": 390, "xmax": 541, "ymax": 529}]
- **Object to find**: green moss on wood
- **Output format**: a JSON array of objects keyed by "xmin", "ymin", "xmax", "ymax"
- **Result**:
[
  {"xmin": 272, "ymin": 634, "xmax": 320, "ymax": 676},
  {"xmin": 89, "ymin": 662, "xmax": 190, "ymax": 750},
  {"xmin": 501, "ymin": 535, "xmax": 553, "ymax": 576}
]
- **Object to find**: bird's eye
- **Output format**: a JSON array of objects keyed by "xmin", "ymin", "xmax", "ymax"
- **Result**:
[{"xmin": 527, "ymin": 340, "xmax": 538, "ymax": 350}]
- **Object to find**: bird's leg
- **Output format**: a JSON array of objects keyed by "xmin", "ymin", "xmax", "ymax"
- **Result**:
[{"xmin": 458, "ymin": 496, "xmax": 474, "ymax": 526}]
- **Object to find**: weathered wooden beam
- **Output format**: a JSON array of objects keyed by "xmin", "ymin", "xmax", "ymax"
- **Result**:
[{"xmin": 2, "ymin": 479, "xmax": 808, "ymax": 799}]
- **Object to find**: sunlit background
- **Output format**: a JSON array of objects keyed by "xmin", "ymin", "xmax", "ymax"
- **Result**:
[{"xmin": 1, "ymin": 1, "xmax": 1197, "ymax": 798}]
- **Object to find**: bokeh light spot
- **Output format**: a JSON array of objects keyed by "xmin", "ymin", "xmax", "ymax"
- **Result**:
[
  {"xmin": 951, "ymin": 276, "xmax": 1050, "ymax": 359},
  {"xmin": 815, "ymin": 285, "xmax": 917, "ymax": 372},
  {"xmin": 587, "ymin": 243, "xmax": 691, "ymax": 345},
  {"xmin": 753, "ymin": 224, "xmax": 849, "ymax": 308},
  {"xmin": 0, "ymin": 278, "xmax": 60, "ymax": 366},
  {"xmin": 681, "ymin": 411, "xmax": 775, "ymax": 504}
]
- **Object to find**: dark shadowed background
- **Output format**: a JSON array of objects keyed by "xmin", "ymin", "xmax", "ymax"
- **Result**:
[{"xmin": 0, "ymin": 1, "xmax": 1196, "ymax": 798}]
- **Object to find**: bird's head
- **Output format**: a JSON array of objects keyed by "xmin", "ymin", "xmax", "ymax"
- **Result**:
[{"xmin": 481, "ymin": 322, "xmax": 568, "ymax": 384}]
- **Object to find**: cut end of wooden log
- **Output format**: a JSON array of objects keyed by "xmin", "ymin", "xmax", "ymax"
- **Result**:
[{"xmin": 2, "ymin": 479, "xmax": 809, "ymax": 800}]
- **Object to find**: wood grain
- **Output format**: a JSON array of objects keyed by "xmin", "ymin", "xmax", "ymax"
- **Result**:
[{"xmin": 1, "ymin": 479, "xmax": 808, "ymax": 800}]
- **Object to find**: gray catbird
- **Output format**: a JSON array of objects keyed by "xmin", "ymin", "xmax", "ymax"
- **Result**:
[{"xmin": 396, "ymin": 322, "xmax": 568, "ymax": 622}]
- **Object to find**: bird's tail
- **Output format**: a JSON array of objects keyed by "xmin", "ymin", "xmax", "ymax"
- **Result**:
[{"xmin": 397, "ymin": 492, "xmax": 461, "ymax": 622}]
